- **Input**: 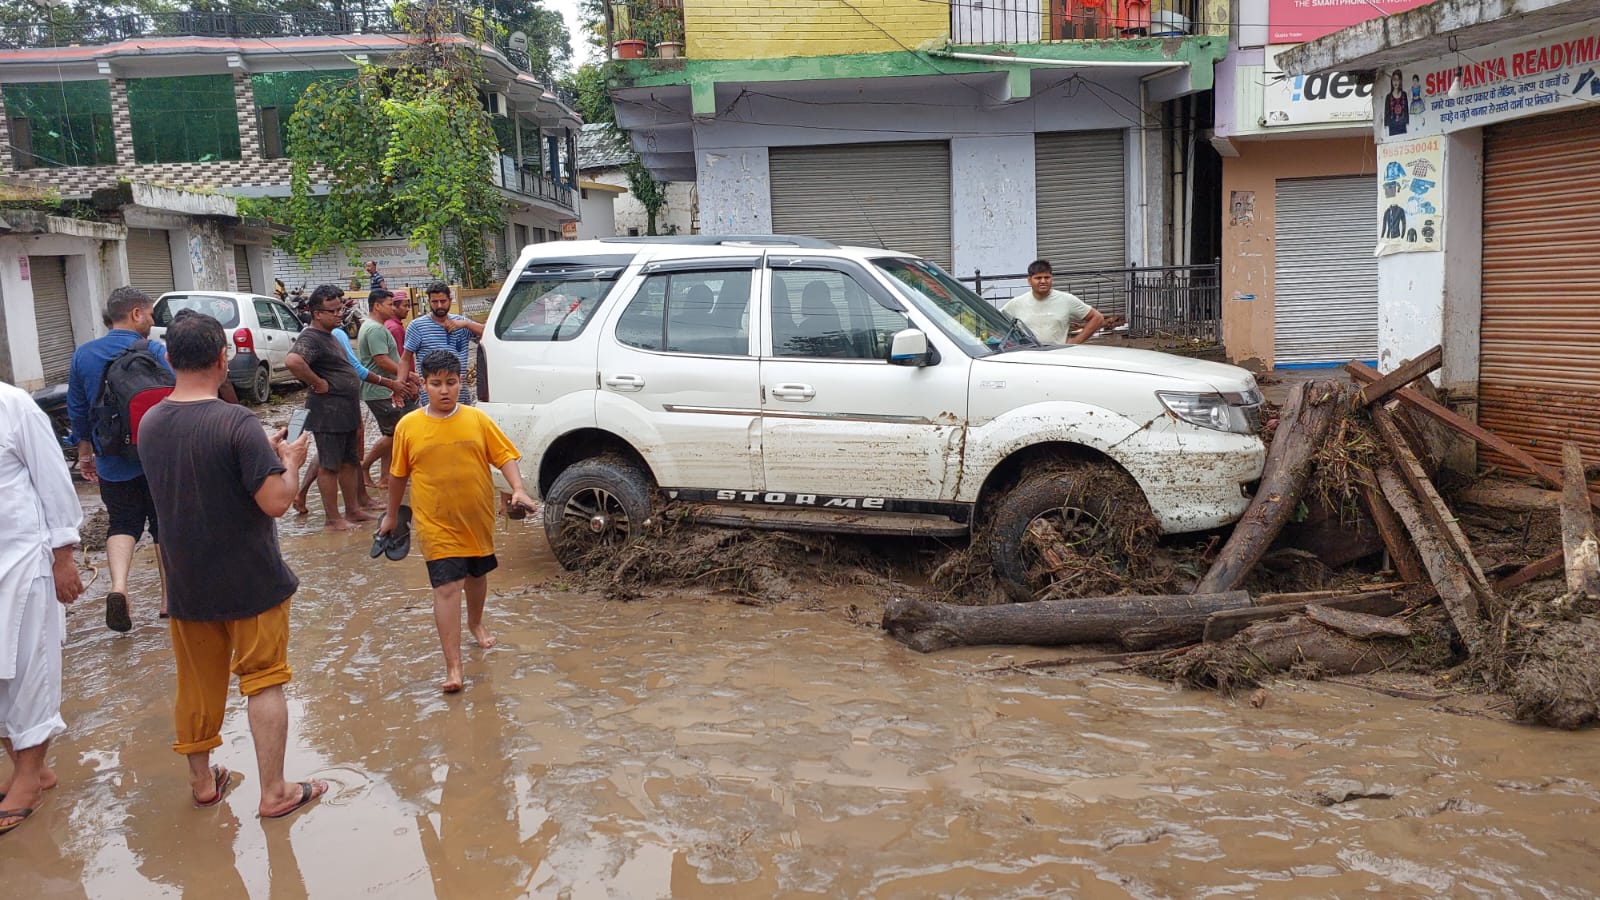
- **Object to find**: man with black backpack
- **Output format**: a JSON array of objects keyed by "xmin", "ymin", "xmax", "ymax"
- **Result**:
[{"xmin": 67, "ymin": 287, "xmax": 174, "ymax": 633}]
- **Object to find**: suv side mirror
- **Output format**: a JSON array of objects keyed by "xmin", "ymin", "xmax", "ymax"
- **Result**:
[{"xmin": 887, "ymin": 329, "xmax": 931, "ymax": 367}]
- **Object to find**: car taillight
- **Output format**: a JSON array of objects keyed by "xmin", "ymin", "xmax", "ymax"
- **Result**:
[
  {"xmin": 234, "ymin": 329, "xmax": 254, "ymax": 354},
  {"xmin": 477, "ymin": 343, "xmax": 490, "ymax": 402}
]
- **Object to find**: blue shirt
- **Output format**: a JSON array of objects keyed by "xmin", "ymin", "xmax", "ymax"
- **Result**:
[
  {"xmin": 333, "ymin": 329, "xmax": 371, "ymax": 381},
  {"xmin": 403, "ymin": 314, "xmax": 473, "ymax": 404},
  {"xmin": 67, "ymin": 328, "xmax": 173, "ymax": 483}
]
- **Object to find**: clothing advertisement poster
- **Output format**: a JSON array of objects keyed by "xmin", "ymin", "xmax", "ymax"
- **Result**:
[{"xmin": 1376, "ymin": 136, "xmax": 1444, "ymax": 256}]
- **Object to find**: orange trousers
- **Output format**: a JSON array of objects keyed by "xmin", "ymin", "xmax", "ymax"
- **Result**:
[{"xmin": 168, "ymin": 598, "xmax": 293, "ymax": 756}]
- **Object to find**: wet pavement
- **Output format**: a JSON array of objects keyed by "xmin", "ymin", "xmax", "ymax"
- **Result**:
[{"xmin": 7, "ymin": 496, "xmax": 1600, "ymax": 897}]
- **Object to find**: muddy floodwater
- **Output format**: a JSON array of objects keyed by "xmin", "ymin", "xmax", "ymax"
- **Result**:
[{"xmin": 7, "ymin": 513, "xmax": 1600, "ymax": 897}]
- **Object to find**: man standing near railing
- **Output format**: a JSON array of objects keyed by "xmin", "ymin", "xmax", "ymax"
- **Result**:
[{"xmin": 1002, "ymin": 259, "xmax": 1106, "ymax": 345}]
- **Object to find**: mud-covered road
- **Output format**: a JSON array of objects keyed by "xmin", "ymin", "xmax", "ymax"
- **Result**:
[{"xmin": 7, "ymin": 496, "xmax": 1600, "ymax": 896}]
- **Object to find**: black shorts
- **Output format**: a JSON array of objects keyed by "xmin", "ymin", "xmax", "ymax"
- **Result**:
[
  {"xmin": 100, "ymin": 475, "xmax": 159, "ymax": 542},
  {"xmin": 366, "ymin": 398, "xmax": 415, "ymax": 437},
  {"xmin": 312, "ymin": 430, "xmax": 360, "ymax": 471},
  {"xmin": 425, "ymin": 554, "xmax": 499, "ymax": 588}
]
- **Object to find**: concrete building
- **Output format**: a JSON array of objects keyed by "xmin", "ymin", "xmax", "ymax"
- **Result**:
[
  {"xmin": 0, "ymin": 9, "xmax": 581, "ymax": 304},
  {"xmin": 607, "ymin": 0, "xmax": 1229, "ymax": 306},
  {"xmin": 1280, "ymin": 0, "xmax": 1600, "ymax": 466},
  {"xmin": 576, "ymin": 123, "xmax": 698, "ymax": 238}
]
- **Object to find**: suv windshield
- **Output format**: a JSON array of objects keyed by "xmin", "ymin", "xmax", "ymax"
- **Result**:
[
  {"xmin": 871, "ymin": 257, "xmax": 1039, "ymax": 357},
  {"xmin": 494, "ymin": 266, "xmax": 621, "ymax": 341},
  {"xmin": 154, "ymin": 295, "xmax": 241, "ymax": 330}
]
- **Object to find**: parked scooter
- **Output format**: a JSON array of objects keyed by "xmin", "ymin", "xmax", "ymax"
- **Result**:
[{"xmin": 30, "ymin": 383, "xmax": 76, "ymax": 466}]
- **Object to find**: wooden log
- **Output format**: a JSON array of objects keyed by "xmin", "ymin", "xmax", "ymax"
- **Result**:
[
  {"xmin": 1357, "ymin": 345, "xmax": 1443, "ymax": 407},
  {"xmin": 1194, "ymin": 381, "xmax": 1343, "ymax": 594},
  {"xmin": 1202, "ymin": 590, "xmax": 1405, "ymax": 643},
  {"xmin": 1346, "ymin": 361, "xmax": 1600, "ymax": 515},
  {"xmin": 1254, "ymin": 583, "xmax": 1407, "ymax": 605},
  {"xmin": 1357, "ymin": 479, "xmax": 1431, "ymax": 586},
  {"xmin": 1454, "ymin": 480, "xmax": 1562, "ymax": 512},
  {"xmin": 1304, "ymin": 605, "xmax": 1414, "ymax": 639},
  {"xmin": 1493, "ymin": 551, "xmax": 1565, "ymax": 593},
  {"xmin": 1166, "ymin": 617, "xmax": 1418, "ymax": 690},
  {"xmin": 1377, "ymin": 465, "xmax": 1491, "ymax": 657},
  {"xmin": 1371, "ymin": 407, "xmax": 1489, "ymax": 586},
  {"xmin": 1560, "ymin": 442, "xmax": 1600, "ymax": 600},
  {"xmin": 881, "ymin": 591, "xmax": 1255, "ymax": 653}
]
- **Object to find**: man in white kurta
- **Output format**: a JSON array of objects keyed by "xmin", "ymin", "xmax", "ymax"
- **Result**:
[{"xmin": 0, "ymin": 380, "xmax": 85, "ymax": 836}]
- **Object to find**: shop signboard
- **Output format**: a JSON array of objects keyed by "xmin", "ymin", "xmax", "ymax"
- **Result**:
[
  {"xmin": 1264, "ymin": 45, "xmax": 1374, "ymax": 126},
  {"xmin": 1268, "ymin": 0, "xmax": 1433, "ymax": 44},
  {"xmin": 1375, "ymin": 136, "xmax": 1444, "ymax": 255}
]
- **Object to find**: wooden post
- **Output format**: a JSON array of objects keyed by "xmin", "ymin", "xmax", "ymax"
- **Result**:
[
  {"xmin": 1370, "ymin": 407, "xmax": 1488, "ymax": 586},
  {"xmin": 1376, "ymin": 465, "xmax": 1490, "ymax": 658},
  {"xmin": 1560, "ymin": 442, "xmax": 1600, "ymax": 600},
  {"xmin": 1357, "ymin": 478, "xmax": 1430, "ymax": 587}
]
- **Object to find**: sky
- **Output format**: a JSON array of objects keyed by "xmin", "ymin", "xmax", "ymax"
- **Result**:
[{"xmin": 548, "ymin": 0, "xmax": 599, "ymax": 70}]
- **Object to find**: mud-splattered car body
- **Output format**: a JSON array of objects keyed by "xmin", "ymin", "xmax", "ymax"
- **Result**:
[{"xmin": 479, "ymin": 236, "xmax": 1265, "ymax": 552}]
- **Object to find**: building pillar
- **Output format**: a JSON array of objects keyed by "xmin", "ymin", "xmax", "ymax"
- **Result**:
[
  {"xmin": 234, "ymin": 71, "xmax": 262, "ymax": 162},
  {"xmin": 108, "ymin": 78, "xmax": 136, "ymax": 165}
]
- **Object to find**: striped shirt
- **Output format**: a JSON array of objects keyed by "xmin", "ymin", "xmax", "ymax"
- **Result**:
[{"xmin": 403, "ymin": 314, "xmax": 474, "ymax": 404}]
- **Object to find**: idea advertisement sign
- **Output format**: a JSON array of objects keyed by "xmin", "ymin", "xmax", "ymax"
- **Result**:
[
  {"xmin": 1268, "ymin": 0, "xmax": 1433, "ymax": 44},
  {"xmin": 1264, "ymin": 45, "xmax": 1374, "ymax": 126}
]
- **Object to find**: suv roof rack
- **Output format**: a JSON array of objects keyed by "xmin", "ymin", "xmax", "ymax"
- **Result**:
[{"xmin": 598, "ymin": 234, "xmax": 837, "ymax": 249}]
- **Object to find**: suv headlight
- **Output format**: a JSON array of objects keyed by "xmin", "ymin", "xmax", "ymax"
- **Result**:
[{"xmin": 1157, "ymin": 389, "xmax": 1263, "ymax": 435}]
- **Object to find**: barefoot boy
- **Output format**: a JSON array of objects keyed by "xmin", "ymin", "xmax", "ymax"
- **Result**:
[{"xmin": 380, "ymin": 350, "xmax": 533, "ymax": 693}]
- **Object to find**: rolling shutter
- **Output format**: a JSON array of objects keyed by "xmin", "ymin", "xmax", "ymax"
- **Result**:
[
  {"xmin": 1481, "ymin": 107, "xmax": 1600, "ymax": 466},
  {"xmin": 127, "ymin": 228, "xmax": 176, "ymax": 297},
  {"xmin": 234, "ymin": 244, "xmax": 252, "ymax": 292},
  {"xmin": 30, "ymin": 256, "xmax": 75, "ymax": 384},
  {"xmin": 1034, "ymin": 130, "xmax": 1127, "ymax": 273},
  {"xmin": 769, "ymin": 142, "xmax": 952, "ymax": 268},
  {"xmin": 1273, "ymin": 176, "xmax": 1379, "ymax": 366}
]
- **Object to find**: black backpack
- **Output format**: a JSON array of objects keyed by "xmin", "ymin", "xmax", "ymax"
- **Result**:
[{"xmin": 92, "ymin": 339, "xmax": 175, "ymax": 463}]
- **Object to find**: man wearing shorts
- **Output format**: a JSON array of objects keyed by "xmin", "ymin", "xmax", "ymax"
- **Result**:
[
  {"xmin": 67, "ymin": 287, "xmax": 170, "ymax": 632},
  {"xmin": 356, "ymin": 288, "xmax": 417, "ymax": 488},
  {"xmin": 285, "ymin": 285, "xmax": 404, "ymax": 531},
  {"xmin": 139, "ymin": 312, "xmax": 327, "ymax": 819}
]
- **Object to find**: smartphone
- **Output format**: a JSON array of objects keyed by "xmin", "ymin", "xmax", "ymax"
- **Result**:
[{"xmin": 286, "ymin": 408, "xmax": 310, "ymax": 443}]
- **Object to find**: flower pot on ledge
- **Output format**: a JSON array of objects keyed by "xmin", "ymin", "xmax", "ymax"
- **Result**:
[
  {"xmin": 612, "ymin": 39, "xmax": 646, "ymax": 59},
  {"xmin": 655, "ymin": 40, "xmax": 683, "ymax": 59}
]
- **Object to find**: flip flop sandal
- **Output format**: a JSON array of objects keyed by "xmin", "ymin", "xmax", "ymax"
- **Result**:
[
  {"xmin": 261, "ymin": 781, "xmax": 322, "ymax": 820},
  {"xmin": 369, "ymin": 527, "xmax": 388, "ymax": 559},
  {"xmin": 0, "ymin": 807, "xmax": 34, "ymax": 836},
  {"xmin": 192, "ymin": 765, "xmax": 233, "ymax": 809},
  {"xmin": 384, "ymin": 504, "xmax": 413, "ymax": 562}
]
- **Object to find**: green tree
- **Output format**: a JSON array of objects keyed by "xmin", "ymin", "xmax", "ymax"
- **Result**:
[
  {"xmin": 623, "ymin": 159, "xmax": 666, "ymax": 236},
  {"xmin": 282, "ymin": 0, "xmax": 505, "ymax": 287},
  {"xmin": 559, "ymin": 63, "xmax": 613, "ymax": 127}
]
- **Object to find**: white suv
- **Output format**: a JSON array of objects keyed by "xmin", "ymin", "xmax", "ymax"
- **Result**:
[{"xmin": 480, "ymin": 237, "xmax": 1266, "ymax": 599}]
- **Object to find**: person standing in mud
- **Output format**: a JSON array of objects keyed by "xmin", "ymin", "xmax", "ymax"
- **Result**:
[
  {"xmin": 378, "ymin": 350, "xmax": 534, "ymax": 693},
  {"xmin": 138, "ymin": 312, "xmax": 328, "ymax": 819},
  {"xmin": 0, "ymin": 380, "xmax": 84, "ymax": 837}
]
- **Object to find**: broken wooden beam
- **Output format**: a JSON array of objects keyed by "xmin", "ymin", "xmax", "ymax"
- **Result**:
[
  {"xmin": 1345, "ymin": 361, "xmax": 1600, "ymax": 515},
  {"xmin": 1371, "ymin": 407, "xmax": 1489, "ymax": 586},
  {"xmin": 1357, "ymin": 345, "xmax": 1443, "ymax": 407},
  {"xmin": 1152, "ymin": 616, "xmax": 1424, "ymax": 693},
  {"xmin": 1202, "ymin": 589, "xmax": 1405, "ymax": 643},
  {"xmin": 1194, "ymin": 381, "xmax": 1343, "ymax": 595},
  {"xmin": 1358, "ymin": 479, "xmax": 1431, "ymax": 587},
  {"xmin": 1493, "ymin": 551, "xmax": 1565, "ymax": 593},
  {"xmin": 1560, "ymin": 442, "xmax": 1600, "ymax": 600},
  {"xmin": 1376, "ymin": 464, "xmax": 1491, "ymax": 658},
  {"xmin": 882, "ymin": 591, "xmax": 1256, "ymax": 653},
  {"xmin": 1454, "ymin": 480, "xmax": 1561, "ymax": 512},
  {"xmin": 1304, "ymin": 605, "xmax": 1414, "ymax": 639}
]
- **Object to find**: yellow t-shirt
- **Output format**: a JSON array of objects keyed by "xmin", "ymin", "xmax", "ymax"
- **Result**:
[{"xmin": 391, "ymin": 405, "xmax": 520, "ymax": 561}]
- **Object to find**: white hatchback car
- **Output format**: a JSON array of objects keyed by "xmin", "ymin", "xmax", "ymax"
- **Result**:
[
  {"xmin": 150, "ymin": 291, "xmax": 307, "ymax": 404},
  {"xmin": 479, "ymin": 236, "xmax": 1267, "ymax": 599}
]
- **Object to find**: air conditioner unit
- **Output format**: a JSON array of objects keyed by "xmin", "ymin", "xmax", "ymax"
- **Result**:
[{"xmin": 483, "ymin": 91, "xmax": 510, "ymax": 117}]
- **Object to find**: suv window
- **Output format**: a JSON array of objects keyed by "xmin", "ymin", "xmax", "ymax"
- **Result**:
[
  {"xmin": 770, "ymin": 270, "xmax": 908, "ymax": 360},
  {"xmin": 615, "ymin": 269, "xmax": 752, "ymax": 357},
  {"xmin": 495, "ymin": 267, "xmax": 618, "ymax": 341},
  {"xmin": 154, "ymin": 294, "xmax": 240, "ymax": 329}
]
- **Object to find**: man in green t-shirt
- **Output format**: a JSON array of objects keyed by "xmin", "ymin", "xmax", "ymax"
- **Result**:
[{"xmin": 357, "ymin": 289, "xmax": 418, "ymax": 487}]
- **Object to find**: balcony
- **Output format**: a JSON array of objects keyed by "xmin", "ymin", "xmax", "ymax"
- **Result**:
[
  {"xmin": 602, "ymin": 0, "xmax": 686, "ymax": 61},
  {"xmin": 950, "ymin": 0, "xmax": 1227, "ymax": 44},
  {"xmin": 493, "ymin": 155, "xmax": 576, "ymax": 213}
]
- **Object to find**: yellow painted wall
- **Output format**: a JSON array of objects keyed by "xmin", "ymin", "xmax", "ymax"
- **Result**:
[{"xmin": 684, "ymin": 0, "xmax": 948, "ymax": 60}]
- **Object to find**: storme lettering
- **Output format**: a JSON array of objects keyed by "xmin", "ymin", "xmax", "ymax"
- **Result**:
[{"xmin": 714, "ymin": 490, "xmax": 888, "ymax": 510}]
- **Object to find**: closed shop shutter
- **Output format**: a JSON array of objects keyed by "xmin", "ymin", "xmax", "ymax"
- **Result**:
[
  {"xmin": 127, "ymin": 228, "xmax": 176, "ymax": 297},
  {"xmin": 30, "ymin": 256, "xmax": 75, "ymax": 384},
  {"xmin": 769, "ymin": 142, "xmax": 952, "ymax": 268},
  {"xmin": 234, "ymin": 244, "xmax": 252, "ymax": 292},
  {"xmin": 1481, "ymin": 107, "xmax": 1600, "ymax": 467},
  {"xmin": 1034, "ymin": 130, "xmax": 1127, "ymax": 274},
  {"xmin": 1273, "ymin": 176, "xmax": 1379, "ymax": 366}
]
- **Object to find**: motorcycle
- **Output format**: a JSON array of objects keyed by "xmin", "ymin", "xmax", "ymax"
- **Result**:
[
  {"xmin": 286, "ymin": 284, "xmax": 311, "ymax": 325},
  {"xmin": 30, "ymin": 383, "xmax": 77, "ymax": 466}
]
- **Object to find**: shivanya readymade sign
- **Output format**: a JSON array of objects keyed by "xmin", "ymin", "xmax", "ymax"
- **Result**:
[
  {"xmin": 1264, "ymin": 45, "xmax": 1374, "ymax": 126},
  {"xmin": 1376, "ymin": 21, "xmax": 1600, "ymax": 142}
]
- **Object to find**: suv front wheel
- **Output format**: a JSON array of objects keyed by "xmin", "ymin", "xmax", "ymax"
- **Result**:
[
  {"xmin": 542, "ymin": 456, "xmax": 657, "ymax": 569},
  {"xmin": 988, "ymin": 462, "xmax": 1155, "ymax": 602}
]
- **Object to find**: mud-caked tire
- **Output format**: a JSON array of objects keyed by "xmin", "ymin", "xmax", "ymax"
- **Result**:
[
  {"xmin": 542, "ymin": 456, "xmax": 657, "ymax": 570},
  {"xmin": 988, "ymin": 462, "xmax": 1155, "ymax": 602},
  {"xmin": 247, "ymin": 364, "xmax": 272, "ymax": 405}
]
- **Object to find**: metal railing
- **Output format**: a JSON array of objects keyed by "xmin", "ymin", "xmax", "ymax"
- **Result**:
[
  {"xmin": 493, "ymin": 156, "xmax": 575, "ymax": 212},
  {"xmin": 964, "ymin": 261, "xmax": 1220, "ymax": 341},
  {"xmin": 949, "ymin": 0, "xmax": 1227, "ymax": 44}
]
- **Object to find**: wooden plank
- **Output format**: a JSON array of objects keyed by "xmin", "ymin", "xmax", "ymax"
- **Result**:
[
  {"xmin": 1454, "ymin": 481, "xmax": 1561, "ymax": 512},
  {"xmin": 1377, "ymin": 465, "xmax": 1490, "ymax": 658},
  {"xmin": 1305, "ymin": 605, "xmax": 1414, "ymax": 639},
  {"xmin": 1358, "ymin": 480, "xmax": 1431, "ymax": 587},
  {"xmin": 1357, "ymin": 345, "xmax": 1443, "ymax": 407},
  {"xmin": 1371, "ymin": 407, "xmax": 1489, "ymax": 586},
  {"xmin": 1201, "ymin": 590, "xmax": 1404, "ymax": 643},
  {"xmin": 1345, "ymin": 361, "xmax": 1600, "ymax": 516},
  {"xmin": 1253, "ymin": 583, "xmax": 1408, "ymax": 606},
  {"xmin": 1561, "ymin": 442, "xmax": 1600, "ymax": 599},
  {"xmin": 1493, "ymin": 551, "xmax": 1564, "ymax": 593}
]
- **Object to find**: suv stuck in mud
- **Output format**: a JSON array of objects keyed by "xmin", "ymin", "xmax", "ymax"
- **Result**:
[{"xmin": 480, "ymin": 236, "xmax": 1267, "ymax": 600}]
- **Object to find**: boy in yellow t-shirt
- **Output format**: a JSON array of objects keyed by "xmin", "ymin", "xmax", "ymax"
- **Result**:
[{"xmin": 380, "ymin": 350, "xmax": 534, "ymax": 693}]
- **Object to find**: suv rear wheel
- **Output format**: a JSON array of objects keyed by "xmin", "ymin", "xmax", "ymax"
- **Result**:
[
  {"xmin": 542, "ymin": 456, "xmax": 656, "ymax": 569},
  {"xmin": 988, "ymin": 462, "xmax": 1155, "ymax": 602}
]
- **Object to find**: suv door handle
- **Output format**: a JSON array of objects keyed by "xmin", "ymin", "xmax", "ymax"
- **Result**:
[
  {"xmin": 604, "ymin": 373, "xmax": 646, "ymax": 392},
  {"xmin": 770, "ymin": 383, "xmax": 815, "ymax": 402}
]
